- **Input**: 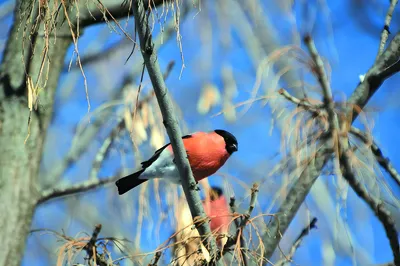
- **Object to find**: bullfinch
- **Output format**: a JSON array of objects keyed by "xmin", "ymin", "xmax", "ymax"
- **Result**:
[
  {"xmin": 173, "ymin": 186, "xmax": 231, "ymax": 265},
  {"xmin": 115, "ymin": 129, "xmax": 238, "ymax": 195},
  {"xmin": 203, "ymin": 187, "xmax": 230, "ymax": 246}
]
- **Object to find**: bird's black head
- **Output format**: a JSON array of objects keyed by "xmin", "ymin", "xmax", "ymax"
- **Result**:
[
  {"xmin": 214, "ymin": 129, "xmax": 238, "ymax": 155},
  {"xmin": 209, "ymin": 186, "xmax": 223, "ymax": 200}
]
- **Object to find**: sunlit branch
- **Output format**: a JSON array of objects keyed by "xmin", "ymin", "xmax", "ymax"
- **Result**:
[
  {"xmin": 350, "ymin": 126, "xmax": 400, "ymax": 187},
  {"xmin": 377, "ymin": 0, "xmax": 399, "ymax": 59},
  {"xmin": 278, "ymin": 88, "xmax": 322, "ymax": 114},
  {"xmin": 132, "ymin": 0, "xmax": 221, "ymax": 263},
  {"xmin": 262, "ymin": 31, "xmax": 400, "ymax": 261},
  {"xmin": 37, "ymin": 175, "xmax": 119, "ymax": 205},
  {"xmin": 339, "ymin": 140, "xmax": 400, "ymax": 266},
  {"xmin": 304, "ymin": 35, "xmax": 340, "ymax": 134},
  {"xmin": 275, "ymin": 218, "xmax": 317, "ymax": 266}
]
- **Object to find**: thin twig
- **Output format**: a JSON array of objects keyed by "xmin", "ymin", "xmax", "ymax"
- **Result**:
[
  {"xmin": 350, "ymin": 126, "xmax": 400, "ymax": 187},
  {"xmin": 377, "ymin": 0, "xmax": 399, "ymax": 59},
  {"xmin": 148, "ymin": 251, "xmax": 162, "ymax": 266},
  {"xmin": 225, "ymin": 184, "xmax": 259, "ymax": 265},
  {"xmin": 278, "ymin": 88, "xmax": 323, "ymax": 115},
  {"xmin": 132, "ymin": 0, "xmax": 221, "ymax": 263},
  {"xmin": 275, "ymin": 218, "xmax": 318, "ymax": 266},
  {"xmin": 303, "ymin": 35, "xmax": 339, "ymax": 133},
  {"xmin": 229, "ymin": 197, "xmax": 241, "ymax": 229},
  {"xmin": 86, "ymin": 224, "xmax": 102, "ymax": 263},
  {"xmin": 239, "ymin": 184, "xmax": 259, "ymax": 266},
  {"xmin": 90, "ymin": 123, "xmax": 123, "ymax": 180}
]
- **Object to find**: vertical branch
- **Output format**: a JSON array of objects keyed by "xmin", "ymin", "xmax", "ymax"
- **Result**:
[
  {"xmin": 377, "ymin": 0, "xmax": 399, "ymax": 59},
  {"xmin": 131, "ymin": 0, "xmax": 220, "ymax": 262}
]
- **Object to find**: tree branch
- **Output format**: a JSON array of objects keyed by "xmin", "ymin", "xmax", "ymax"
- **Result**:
[
  {"xmin": 39, "ymin": 60, "xmax": 175, "ymax": 205},
  {"xmin": 224, "ymin": 184, "xmax": 259, "ymax": 265},
  {"xmin": 79, "ymin": 0, "xmax": 173, "ymax": 28},
  {"xmin": 377, "ymin": 0, "xmax": 398, "ymax": 59},
  {"xmin": 37, "ymin": 175, "xmax": 119, "ymax": 205},
  {"xmin": 339, "ymin": 139, "xmax": 400, "ymax": 265},
  {"xmin": 132, "ymin": 0, "xmax": 221, "ymax": 263},
  {"xmin": 263, "ymin": 32, "xmax": 400, "ymax": 262},
  {"xmin": 44, "ymin": 7, "xmax": 186, "ymax": 187},
  {"xmin": 350, "ymin": 126, "xmax": 400, "ymax": 187},
  {"xmin": 349, "ymin": 32, "xmax": 400, "ymax": 122},
  {"xmin": 275, "ymin": 217, "xmax": 318, "ymax": 266}
]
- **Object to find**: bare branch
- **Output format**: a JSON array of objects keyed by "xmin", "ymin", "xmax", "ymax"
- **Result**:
[
  {"xmin": 377, "ymin": 0, "xmax": 399, "ymax": 59},
  {"xmin": 275, "ymin": 218, "xmax": 318, "ymax": 266},
  {"xmin": 79, "ymin": 0, "xmax": 173, "ymax": 27},
  {"xmin": 239, "ymin": 0, "xmax": 299, "ymax": 89},
  {"xmin": 229, "ymin": 196, "xmax": 241, "ymax": 229},
  {"xmin": 350, "ymin": 126, "xmax": 400, "ymax": 187},
  {"xmin": 339, "ymin": 140, "xmax": 400, "ymax": 265},
  {"xmin": 90, "ymin": 121, "xmax": 124, "ymax": 180},
  {"xmin": 132, "ymin": 0, "xmax": 221, "ymax": 263},
  {"xmin": 38, "ymin": 175, "xmax": 119, "ymax": 205},
  {"xmin": 304, "ymin": 35, "xmax": 340, "ymax": 133},
  {"xmin": 44, "ymin": 10, "xmax": 184, "ymax": 187},
  {"xmin": 85, "ymin": 224, "xmax": 103, "ymax": 264},
  {"xmin": 148, "ymin": 251, "xmax": 162, "ymax": 266},
  {"xmin": 238, "ymin": 184, "xmax": 259, "ymax": 266},
  {"xmin": 223, "ymin": 184, "xmax": 259, "ymax": 266},
  {"xmin": 278, "ymin": 88, "xmax": 322, "ymax": 114},
  {"xmin": 65, "ymin": 39, "xmax": 131, "ymax": 71},
  {"xmin": 349, "ymin": 32, "xmax": 400, "ymax": 122},
  {"xmin": 263, "ymin": 32, "xmax": 400, "ymax": 261}
]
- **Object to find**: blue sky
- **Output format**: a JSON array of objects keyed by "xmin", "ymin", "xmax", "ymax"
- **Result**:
[{"xmin": 1, "ymin": 0, "xmax": 400, "ymax": 265}]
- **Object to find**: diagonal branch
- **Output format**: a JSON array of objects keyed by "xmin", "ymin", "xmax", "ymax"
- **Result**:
[
  {"xmin": 275, "ymin": 217, "xmax": 318, "ymax": 266},
  {"xmin": 349, "ymin": 31, "xmax": 400, "ymax": 122},
  {"xmin": 339, "ymin": 139, "xmax": 400, "ymax": 266},
  {"xmin": 350, "ymin": 126, "xmax": 400, "ymax": 188},
  {"xmin": 263, "ymin": 31, "xmax": 400, "ymax": 262},
  {"xmin": 377, "ymin": 0, "xmax": 399, "ymax": 59},
  {"xmin": 304, "ymin": 35, "xmax": 340, "ymax": 135},
  {"xmin": 132, "ymin": 0, "xmax": 221, "ymax": 263}
]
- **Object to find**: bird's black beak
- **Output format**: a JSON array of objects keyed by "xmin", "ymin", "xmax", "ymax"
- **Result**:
[{"xmin": 228, "ymin": 143, "xmax": 238, "ymax": 154}]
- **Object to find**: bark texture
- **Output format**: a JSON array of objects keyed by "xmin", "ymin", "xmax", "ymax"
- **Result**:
[{"xmin": 0, "ymin": 0, "xmax": 71, "ymax": 264}]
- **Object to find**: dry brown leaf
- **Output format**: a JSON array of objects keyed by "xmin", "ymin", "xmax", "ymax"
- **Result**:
[
  {"xmin": 223, "ymin": 100, "xmax": 237, "ymax": 122},
  {"xmin": 150, "ymin": 126, "xmax": 165, "ymax": 150},
  {"xmin": 197, "ymin": 83, "xmax": 221, "ymax": 115}
]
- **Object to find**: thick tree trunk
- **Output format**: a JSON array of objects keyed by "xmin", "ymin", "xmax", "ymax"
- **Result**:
[{"xmin": 0, "ymin": 0, "xmax": 71, "ymax": 265}]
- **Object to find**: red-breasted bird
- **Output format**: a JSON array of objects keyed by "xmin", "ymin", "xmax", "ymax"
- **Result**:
[
  {"xmin": 115, "ymin": 129, "xmax": 238, "ymax": 195},
  {"xmin": 203, "ymin": 187, "xmax": 230, "ymax": 246}
]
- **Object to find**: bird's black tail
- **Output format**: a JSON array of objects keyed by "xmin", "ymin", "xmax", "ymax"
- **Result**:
[{"xmin": 115, "ymin": 169, "xmax": 147, "ymax": 195}]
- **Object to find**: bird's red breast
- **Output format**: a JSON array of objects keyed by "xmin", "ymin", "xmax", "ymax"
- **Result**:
[
  {"xmin": 203, "ymin": 190, "xmax": 230, "ymax": 246},
  {"xmin": 166, "ymin": 131, "xmax": 230, "ymax": 181},
  {"xmin": 203, "ymin": 195, "xmax": 230, "ymax": 233}
]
